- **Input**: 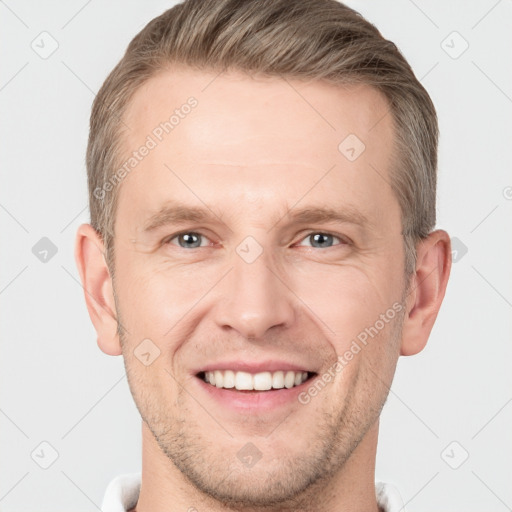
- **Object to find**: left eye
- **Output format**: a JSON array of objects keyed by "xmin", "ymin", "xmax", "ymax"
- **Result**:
[{"xmin": 297, "ymin": 233, "xmax": 343, "ymax": 248}]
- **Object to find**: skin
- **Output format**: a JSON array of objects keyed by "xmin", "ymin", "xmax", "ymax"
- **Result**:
[{"xmin": 75, "ymin": 68, "xmax": 451, "ymax": 512}]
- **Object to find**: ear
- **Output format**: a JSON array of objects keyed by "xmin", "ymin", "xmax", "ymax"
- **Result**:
[
  {"xmin": 400, "ymin": 229, "xmax": 452, "ymax": 356},
  {"xmin": 74, "ymin": 223, "xmax": 122, "ymax": 356}
]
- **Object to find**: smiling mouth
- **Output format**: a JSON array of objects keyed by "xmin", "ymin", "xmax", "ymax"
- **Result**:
[{"xmin": 196, "ymin": 370, "xmax": 317, "ymax": 392}]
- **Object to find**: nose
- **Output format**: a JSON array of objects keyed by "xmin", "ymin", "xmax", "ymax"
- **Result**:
[{"xmin": 213, "ymin": 249, "xmax": 296, "ymax": 340}]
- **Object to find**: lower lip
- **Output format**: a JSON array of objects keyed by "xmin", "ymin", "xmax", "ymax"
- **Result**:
[{"xmin": 194, "ymin": 374, "xmax": 315, "ymax": 413}]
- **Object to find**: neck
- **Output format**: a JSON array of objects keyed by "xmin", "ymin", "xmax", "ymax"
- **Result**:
[{"xmin": 130, "ymin": 421, "xmax": 381, "ymax": 512}]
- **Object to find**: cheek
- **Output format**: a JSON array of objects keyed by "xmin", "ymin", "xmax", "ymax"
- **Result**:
[
  {"xmin": 115, "ymin": 259, "xmax": 219, "ymax": 340},
  {"xmin": 293, "ymin": 263, "xmax": 397, "ymax": 346}
]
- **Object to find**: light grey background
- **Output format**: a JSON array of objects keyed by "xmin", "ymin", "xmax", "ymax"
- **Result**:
[{"xmin": 1, "ymin": 1, "xmax": 511, "ymax": 510}]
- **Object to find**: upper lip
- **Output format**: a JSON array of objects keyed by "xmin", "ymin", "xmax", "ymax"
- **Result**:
[{"xmin": 194, "ymin": 360, "xmax": 316, "ymax": 375}]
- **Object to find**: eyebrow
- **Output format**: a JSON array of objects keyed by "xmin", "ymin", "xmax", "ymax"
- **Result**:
[
  {"xmin": 141, "ymin": 201, "xmax": 371, "ymax": 233},
  {"xmin": 284, "ymin": 206, "xmax": 370, "ymax": 229},
  {"xmin": 142, "ymin": 203, "xmax": 220, "ymax": 233}
]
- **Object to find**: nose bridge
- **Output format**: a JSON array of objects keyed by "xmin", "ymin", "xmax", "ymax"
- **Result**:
[{"xmin": 214, "ymin": 241, "xmax": 295, "ymax": 339}]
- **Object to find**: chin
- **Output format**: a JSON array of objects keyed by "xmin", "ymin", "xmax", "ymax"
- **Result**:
[{"xmin": 151, "ymin": 407, "xmax": 355, "ymax": 509}]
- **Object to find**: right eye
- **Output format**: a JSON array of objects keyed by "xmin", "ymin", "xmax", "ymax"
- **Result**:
[{"xmin": 165, "ymin": 232, "xmax": 210, "ymax": 249}]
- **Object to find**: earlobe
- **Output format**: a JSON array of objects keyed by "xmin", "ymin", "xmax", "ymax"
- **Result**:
[
  {"xmin": 400, "ymin": 230, "xmax": 452, "ymax": 356},
  {"xmin": 74, "ymin": 224, "xmax": 122, "ymax": 356}
]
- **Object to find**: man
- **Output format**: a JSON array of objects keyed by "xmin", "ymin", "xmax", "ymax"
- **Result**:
[{"xmin": 75, "ymin": 0, "xmax": 451, "ymax": 510}]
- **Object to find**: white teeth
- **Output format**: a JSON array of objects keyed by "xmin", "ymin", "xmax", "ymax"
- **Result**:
[
  {"xmin": 235, "ymin": 371, "xmax": 253, "ymax": 390},
  {"xmin": 272, "ymin": 371, "xmax": 285, "ymax": 389},
  {"xmin": 202, "ymin": 370, "xmax": 309, "ymax": 391},
  {"xmin": 253, "ymin": 372, "xmax": 272, "ymax": 391},
  {"xmin": 223, "ymin": 370, "xmax": 235, "ymax": 388},
  {"xmin": 284, "ymin": 371, "xmax": 295, "ymax": 389},
  {"xmin": 214, "ymin": 370, "xmax": 224, "ymax": 388}
]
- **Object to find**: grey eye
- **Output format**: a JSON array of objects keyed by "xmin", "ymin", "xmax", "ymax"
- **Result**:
[
  {"xmin": 174, "ymin": 232, "xmax": 203, "ymax": 248},
  {"xmin": 299, "ymin": 232, "xmax": 342, "ymax": 248},
  {"xmin": 309, "ymin": 233, "xmax": 334, "ymax": 248}
]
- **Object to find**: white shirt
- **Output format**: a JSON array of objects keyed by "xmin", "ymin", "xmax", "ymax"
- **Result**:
[{"xmin": 101, "ymin": 472, "xmax": 406, "ymax": 512}]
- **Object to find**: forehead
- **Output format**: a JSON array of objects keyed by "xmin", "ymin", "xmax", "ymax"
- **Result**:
[
  {"xmin": 124, "ymin": 67, "xmax": 393, "ymax": 158},
  {"xmin": 118, "ymin": 67, "xmax": 398, "ymax": 230}
]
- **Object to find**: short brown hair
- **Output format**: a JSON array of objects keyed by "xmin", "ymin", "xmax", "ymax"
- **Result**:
[{"xmin": 87, "ymin": 0, "xmax": 438, "ymax": 281}]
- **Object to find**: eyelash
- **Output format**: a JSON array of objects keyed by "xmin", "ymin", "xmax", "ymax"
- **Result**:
[{"xmin": 163, "ymin": 230, "xmax": 350, "ymax": 249}]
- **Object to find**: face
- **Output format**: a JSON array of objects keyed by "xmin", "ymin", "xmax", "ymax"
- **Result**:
[{"xmin": 112, "ymin": 68, "xmax": 407, "ymax": 506}]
